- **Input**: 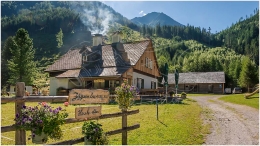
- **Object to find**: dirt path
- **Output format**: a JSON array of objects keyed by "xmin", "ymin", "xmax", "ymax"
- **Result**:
[{"xmin": 189, "ymin": 95, "xmax": 259, "ymax": 145}]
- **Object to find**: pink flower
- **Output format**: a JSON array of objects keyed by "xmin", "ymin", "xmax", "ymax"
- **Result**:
[
  {"xmin": 41, "ymin": 102, "xmax": 47, "ymax": 106},
  {"xmin": 64, "ymin": 102, "xmax": 69, "ymax": 107}
]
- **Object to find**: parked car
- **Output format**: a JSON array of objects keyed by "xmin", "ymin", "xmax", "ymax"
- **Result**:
[{"xmin": 232, "ymin": 87, "xmax": 242, "ymax": 94}]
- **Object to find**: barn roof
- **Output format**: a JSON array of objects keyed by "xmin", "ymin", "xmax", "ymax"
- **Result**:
[{"xmin": 167, "ymin": 72, "xmax": 225, "ymax": 84}]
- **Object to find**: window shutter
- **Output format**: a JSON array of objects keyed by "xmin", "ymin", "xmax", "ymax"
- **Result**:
[
  {"xmin": 141, "ymin": 79, "xmax": 144, "ymax": 89},
  {"xmin": 145, "ymin": 58, "xmax": 147, "ymax": 67},
  {"xmin": 151, "ymin": 81, "xmax": 153, "ymax": 89},
  {"xmin": 136, "ymin": 78, "xmax": 139, "ymax": 88}
]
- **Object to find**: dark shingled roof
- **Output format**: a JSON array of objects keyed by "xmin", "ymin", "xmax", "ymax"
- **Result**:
[
  {"xmin": 45, "ymin": 40, "xmax": 151, "ymax": 77},
  {"xmin": 166, "ymin": 72, "xmax": 225, "ymax": 84},
  {"xmin": 56, "ymin": 67, "xmax": 130, "ymax": 78},
  {"xmin": 45, "ymin": 49, "xmax": 82, "ymax": 71}
]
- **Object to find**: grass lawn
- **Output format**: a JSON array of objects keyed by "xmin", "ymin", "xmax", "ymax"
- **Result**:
[
  {"xmin": 1, "ymin": 99, "xmax": 209, "ymax": 145},
  {"xmin": 219, "ymin": 93, "xmax": 259, "ymax": 109}
]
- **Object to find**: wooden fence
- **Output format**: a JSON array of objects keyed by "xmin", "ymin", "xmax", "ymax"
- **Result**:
[{"xmin": 1, "ymin": 82, "xmax": 140, "ymax": 145}]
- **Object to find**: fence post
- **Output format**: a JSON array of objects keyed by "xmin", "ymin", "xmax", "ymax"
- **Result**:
[
  {"xmin": 15, "ymin": 82, "xmax": 26, "ymax": 145},
  {"xmin": 122, "ymin": 109, "xmax": 127, "ymax": 145}
]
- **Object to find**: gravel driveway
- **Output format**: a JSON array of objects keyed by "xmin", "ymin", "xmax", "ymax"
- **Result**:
[{"xmin": 189, "ymin": 95, "xmax": 259, "ymax": 145}]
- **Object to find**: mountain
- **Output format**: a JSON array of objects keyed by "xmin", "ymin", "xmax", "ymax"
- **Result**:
[{"xmin": 131, "ymin": 12, "xmax": 183, "ymax": 27}]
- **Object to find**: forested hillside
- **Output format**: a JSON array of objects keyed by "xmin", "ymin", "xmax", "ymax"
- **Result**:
[{"xmin": 139, "ymin": 10, "xmax": 259, "ymax": 66}]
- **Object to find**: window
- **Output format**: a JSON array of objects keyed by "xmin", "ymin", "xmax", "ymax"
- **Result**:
[
  {"xmin": 105, "ymin": 80, "xmax": 109, "ymax": 88},
  {"xmin": 137, "ymin": 78, "xmax": 144, "ymax": 89},
  {"xmin": 151, "ymin": 81, "xmax": 157, "ymax": 89},
  {"xmin": 82, "ymin": 55, "xmax": 87, "ymax": 62},
  {"xmin": 85, "ymin": 81, "xmax": 93, "ymax": 89},
  {"xmin": 154, "ymin": 82, "xmax": 157, "ymax": 89},
  {"xmin": 141, "ymin": 79, "xmax": 144, "ymax": 89}
]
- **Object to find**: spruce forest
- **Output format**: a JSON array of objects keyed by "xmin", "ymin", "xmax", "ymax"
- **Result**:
[{"xmin": 1, "ymin": 1, "xmax": 259, "ymax": 91}]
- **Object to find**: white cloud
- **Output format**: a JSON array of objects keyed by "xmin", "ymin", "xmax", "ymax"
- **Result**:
[
  {"xmin": 139, "ymin": 10, "xmax": 144, "ymax": 15},
  {"xmin": 143, "ymin": 13, "xmax": 146, "ymax": 16}
]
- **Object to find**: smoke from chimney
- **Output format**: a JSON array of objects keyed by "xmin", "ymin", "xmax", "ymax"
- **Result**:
[{"xmin": 70, "ymin": 2, "xmax": 116, "ymax": 35}]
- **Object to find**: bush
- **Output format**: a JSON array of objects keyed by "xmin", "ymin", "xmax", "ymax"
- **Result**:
[{"xmin": 82, "ymin": 121, "xmax": 108, "ymax": 145}]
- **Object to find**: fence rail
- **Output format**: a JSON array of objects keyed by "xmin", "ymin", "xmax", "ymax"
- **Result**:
[
  {"xmin": 1, "ymin": 109, "xmax": 139, "ymax": 133},
  {"xmin": 1, "ymin": 82, "xmax": 140, "ymax": 145},
  {"xmin": 50, "ymin": 124, "xmax": 140, "ymax": 145}
]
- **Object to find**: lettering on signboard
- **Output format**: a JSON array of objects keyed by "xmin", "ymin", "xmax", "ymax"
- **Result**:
[
  {"xmin": 69, "ymin": 89, "xmax": 110, "ymax": 104},
  {"xmin": 75, "ymin": 106, "xmax": 102, "ymax": 119}
]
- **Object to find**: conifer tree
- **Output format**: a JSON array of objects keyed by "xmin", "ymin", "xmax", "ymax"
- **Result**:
[{"xmin": 7, "ymin": 28, "xmax": 37, "ymax": 85}]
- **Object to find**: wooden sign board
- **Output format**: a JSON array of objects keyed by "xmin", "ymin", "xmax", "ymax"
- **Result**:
[
  {"xmin": 75, "ymin": 106, "xmax": 101, "ymax": 119},
  {"xmin": 69, "ymin": 89, "xmax": 109, "ymax": 104}
]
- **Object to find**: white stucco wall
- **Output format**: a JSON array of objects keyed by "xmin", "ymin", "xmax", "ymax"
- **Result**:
[
  {"xmin": 10, "ymin": 85, "xmax": 32, "ymax": 94},
  {"xmin": 132, "ymin": 72, "xmax": 157, "ymax": 89},
  {"xmin": 49, "ymin": 77, "xmax": 69, "ymax": 96}
]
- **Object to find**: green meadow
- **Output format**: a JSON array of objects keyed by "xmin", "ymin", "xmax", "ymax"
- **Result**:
[{"xmin": 1, "ymin": 99, "xmax": 209, "ymax": 145}]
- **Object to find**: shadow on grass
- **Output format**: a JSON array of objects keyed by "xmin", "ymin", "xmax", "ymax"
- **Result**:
[
  {"xmin": 245, "ymin": 96, "xmax": 259, "ymax": 99},
  {"xmin": 185, "ymin": 98, "xmax": 197, "ymax": 102},
  {"xmin": 157, "ymin": 120, "xmax": 168, "ymax": 127}
]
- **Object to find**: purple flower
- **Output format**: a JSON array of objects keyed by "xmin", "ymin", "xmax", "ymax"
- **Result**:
[
  {"xmin": 28, "ymin": 117, "xmax": 32, "ymax": 121},
  {"xmin": 58, "ymin": 107, "xmax": 62, "ymax": 110},
  {"xmin": 49, "ymin": 109, "xmax": 52, "ymax": 112},
  {"xmin": 16, "ymin": 113, "xmax": 19, "ymax": 118},
  {"xmin": 32, "ymin": 133, "xmax": 35, "ymax": 138},
  {"xmin": 38, "ymin": 120, "xmax": 43, "ymax": 123},
  {"xmin": 23, "ymin": 118, "xmax": 27, "ymax": 122},
  {"xmin": 53, "ymin": 109, "xmax": 58, "ymax": 114},
  {"xmin": 23, "ymin": 105, "xmax": 26, "ymax": 109}
]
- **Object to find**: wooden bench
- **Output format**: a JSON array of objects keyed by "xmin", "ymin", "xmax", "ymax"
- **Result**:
[{"xmin": 139, "ymin": 89, "xmax": 159, "ymax": 95}]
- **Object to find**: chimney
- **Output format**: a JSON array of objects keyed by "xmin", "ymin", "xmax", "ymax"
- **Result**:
[
  {"xmin": 112, "ymin": 31, "xmax": 123, "ymax": 43},
  {"xmin": 93, "ymin": 34, "xmax": 102, "ymax": 46}
]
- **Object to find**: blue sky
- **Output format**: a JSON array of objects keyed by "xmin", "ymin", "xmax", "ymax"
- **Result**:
[{"xmin": 102, "ymin": 1, "xmax": 259, "ymax": 33}]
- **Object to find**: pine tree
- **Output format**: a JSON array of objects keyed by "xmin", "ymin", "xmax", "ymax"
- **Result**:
[
  {"xmin": 56, "ymin": 28, "xmax": 64, "ymax": 48},
  {"xmin": 7, "ymin": 28, "xmax": 38, "ymax": 85},
  {"xmin": 1, "ymin": 36, "xmax": 15, "ymax": 86},
  {"xmin": 238, "ymin": 56, "xmax": 258, "ymax": 91}
]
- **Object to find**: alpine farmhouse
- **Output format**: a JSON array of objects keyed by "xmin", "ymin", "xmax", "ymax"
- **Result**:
[{"xmin": 45, "ymin": 32, "xmax": 160, "ymax": 96}]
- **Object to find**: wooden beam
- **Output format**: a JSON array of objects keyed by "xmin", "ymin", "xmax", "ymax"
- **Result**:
[
  {"xmin": 65, "ymin": 109, "xmax": 139, "ymax": 124},
  {"xmin": 1, "ymin": 96, "xmax": 68, "ymax": 103},
  {"xmin": 1, "ymin": 125, "xmax": 15, "ymax": 133},
  {"xmin": 1, "ymin": 109, "xmax": 139, "ymax": 133},
  {"xmin": 15, "ymin": 82, "xmax": 26, "ymax": 145},
  {"xmin": 122, "ymin": 109, "xmax": 127, "ymax": 145},
  {"xmin": 49, "ymin": 124, "xmax": 140, "ymax": 145},
  {"xmin": 106, "ymin": 124, "xmax": 140, "ymax": 135}
]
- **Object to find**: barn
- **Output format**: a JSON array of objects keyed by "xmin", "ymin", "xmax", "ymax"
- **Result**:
[{"xmin": 166, "ymin": 72, "xmax": 225, "ymax": 94}]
